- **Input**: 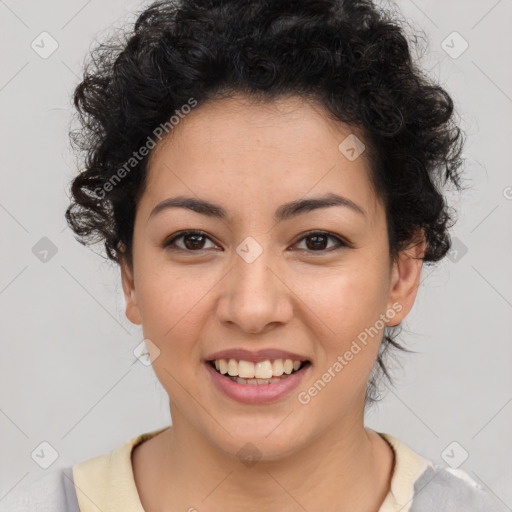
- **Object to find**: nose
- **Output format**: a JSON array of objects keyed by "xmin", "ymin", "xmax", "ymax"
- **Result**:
[{"xmin": 215, "ymin": 245, "xmax": 294, "ymax": 335}]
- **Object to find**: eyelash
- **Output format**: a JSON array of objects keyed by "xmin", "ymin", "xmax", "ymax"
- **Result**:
[{"xmin": 163, "ymin": 229, "xmax": 348, "ymax": 253}]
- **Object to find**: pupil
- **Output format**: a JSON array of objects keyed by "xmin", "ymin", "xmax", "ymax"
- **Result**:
[
  {"xmin": 306, "ymin": 235, "xmax": 327, "ymax": 250},
  {"xmin": 185, "ymin": 234, "xmax": 205, "ymax": 250}
]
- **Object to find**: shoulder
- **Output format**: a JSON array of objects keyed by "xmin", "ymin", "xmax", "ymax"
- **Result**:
[
  {"xmin": 377, "ymin": 432, "xmax": 507, "ymax": 512},
  {"xmin": 0, "ymin": 467, "xmax": 80, "ymax": 512},
  {"xmin": 1, "ymin": 427, "xmax": 169, "ymax": 512},
  {"xmin": 72, "ymin": 426, "xmax": 170, "ymax": 510},
  {"xmin": 410, "ymin": 464, "xmax": 508, "ymax": 512}
]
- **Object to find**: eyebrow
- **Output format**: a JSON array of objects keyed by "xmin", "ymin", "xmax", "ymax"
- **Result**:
[{"xmin": 148, "ymin": 193, "xmax": 367, "ymax": 223}]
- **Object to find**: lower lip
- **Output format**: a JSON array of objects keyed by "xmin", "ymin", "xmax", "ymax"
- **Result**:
[{"xmin": 205, "ymin": 361, "xmax": 311, "ymax": 404}]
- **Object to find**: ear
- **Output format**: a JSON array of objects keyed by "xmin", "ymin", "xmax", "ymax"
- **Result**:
[
  {"xmin": 120, "ymin": 256, "xmax": 142, "ymax": 325},
  {"xmin": 386, "ymin": 229, "xmax": 426, "ymax": 327}
]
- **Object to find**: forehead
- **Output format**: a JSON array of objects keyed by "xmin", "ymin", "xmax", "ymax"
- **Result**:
[{"xmin": 143, "ymin": 94, "xmax": 381, "ymax": 222}]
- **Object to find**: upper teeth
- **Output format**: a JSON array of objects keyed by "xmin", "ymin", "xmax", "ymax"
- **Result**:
[{"xmin": 213, "ymin": 358, "xmax": 303, "ymax": 379}]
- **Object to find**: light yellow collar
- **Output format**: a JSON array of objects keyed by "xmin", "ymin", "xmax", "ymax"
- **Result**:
[
  {"xmin": 73, "ymin": 426, "xmax": 169, "ymax": 512},
  {"xmin": 72, "ymin": 428, "xmax": 431, "ymax": 512},
  {"xmin": 377, "ymin": 432, "xmax": 432, "ymax": 512}
]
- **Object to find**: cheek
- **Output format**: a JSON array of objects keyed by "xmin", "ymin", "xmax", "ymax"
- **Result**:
[
  {"xmin": 297, "ymin": 273, "xmax": 387, "ymax": 411},
  {"xmin": 135, "ymin": 261, "xmax": 218, "ymax": 344},
  {"xmin": 297, "ymin": 263, "xmax": 390, "ymax": 339},
  {"xmin": 136, "ymin": 270, "xmax": 213, "ymax": 390},
  {"xmin": 294, "ymin": 261, "xmax": 391, "ymax": 398}
]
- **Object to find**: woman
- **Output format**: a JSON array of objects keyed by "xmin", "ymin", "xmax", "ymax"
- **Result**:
[{"xmin": 3, "ymin": 0, "xmax": 505, "ymax": 510}]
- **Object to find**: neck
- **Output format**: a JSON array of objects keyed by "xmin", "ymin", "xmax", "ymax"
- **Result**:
[{"xmin": 135, "ymin": 408, "xmax": 394, "ymax": 512}]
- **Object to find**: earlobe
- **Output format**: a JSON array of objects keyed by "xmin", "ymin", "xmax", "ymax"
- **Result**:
[
  {"xmin": 120, "ymin": 258, "xmax": 142, "ymax": 325},
  {"xmin": 386, "ymin": 230, "xmax": 426, "ymax": 326}
]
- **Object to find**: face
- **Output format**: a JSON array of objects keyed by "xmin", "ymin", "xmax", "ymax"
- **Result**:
[{"xmin": 121, "ymin": 94, "xmax": 424, "ymax": 460}]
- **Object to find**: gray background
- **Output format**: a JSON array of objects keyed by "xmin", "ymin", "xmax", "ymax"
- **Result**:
[{"xmin": 1, "ymin": 0, "xmax": 511, "ymax": 507}]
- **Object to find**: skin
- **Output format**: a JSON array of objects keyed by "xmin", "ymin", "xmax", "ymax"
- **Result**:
[{"xmin": 120, "ymin": 94, "xmax": 426, "ymax": 512}]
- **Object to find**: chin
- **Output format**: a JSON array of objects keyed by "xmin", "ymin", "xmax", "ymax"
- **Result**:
[{"xmin": 207, "ymin": 419, "xmax": 311, "ymax": 464}]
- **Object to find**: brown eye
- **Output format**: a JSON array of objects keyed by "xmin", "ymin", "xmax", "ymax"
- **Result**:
[
  {"xmin": 163, "ymin": 230, "xmax": 347, "ymax": 254},
  {"xmin": 164, "ymin": 230, "xmax": 218, "ymax": 251},
  {"xmin": 294, "ymin": 231, "xmax": 346, "ymax": 252}
]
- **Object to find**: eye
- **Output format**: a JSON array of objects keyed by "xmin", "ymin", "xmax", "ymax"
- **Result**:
[
  {"xmin": 293, "ymin": 231, "xmax": 347, "ymax": 252},
  {"xmin": 163, "ymin": 229, "xmax": 348, "ymax": 253},
  {"xmin": 163, "ymin": 230, "xmax": 220, "ymax": 251}
]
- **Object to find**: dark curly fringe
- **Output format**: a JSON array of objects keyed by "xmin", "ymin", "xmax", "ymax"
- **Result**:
[{"xmin": 65, "ymin": 0, "xmax": 467, "ymax": 408}]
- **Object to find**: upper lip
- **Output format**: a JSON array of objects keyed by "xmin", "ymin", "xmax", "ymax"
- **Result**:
[{"xmin": 204, "ymin": 348, "xmax": 310, "ymax": 363}]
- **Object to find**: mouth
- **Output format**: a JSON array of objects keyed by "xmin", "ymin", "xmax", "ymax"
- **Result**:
[
  {"xmin": 207, "ymin": 358, "xmax": 311, "ymax": 385},
  {"xmin": 204, "ymin": 357, "xmax": 312, "ymax": 404}
]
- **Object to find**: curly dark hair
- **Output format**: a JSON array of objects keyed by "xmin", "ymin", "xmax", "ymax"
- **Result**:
[{"xmin": 65, "ymin": 0, "xmax": 466, "ymax": 408}]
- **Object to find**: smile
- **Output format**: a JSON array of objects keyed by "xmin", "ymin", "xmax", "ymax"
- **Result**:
[
  {"xmin": 205, "ymin": 358, "xmax": 312, "ymax": 404},
  {"xmin": 210, "ymin": 358, "xmax": 308, "ymax": 384}
]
